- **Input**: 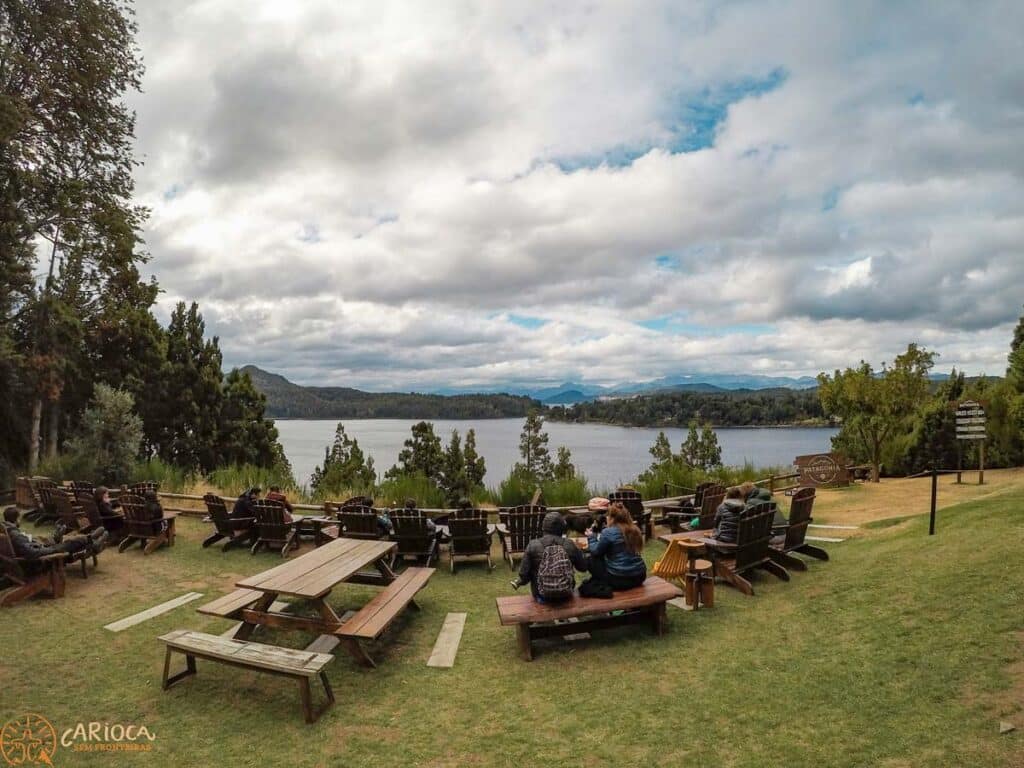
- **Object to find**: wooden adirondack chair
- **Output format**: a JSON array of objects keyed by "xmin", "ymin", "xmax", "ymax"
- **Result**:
[
  {"xmin": 0, "ymin": 525, "xmax": 67, "ymax": 606},
  {"xmin": 652, "ymin": 538, "xmax": 689, "ymax": 585},
  {"xmin": 202, "ymin": 493, "xmax": 254, "ymax": 551},
  {"xmin": 660, "ymin": 481, "xmax": 717, "ymax": 532},
  {"xmin": 702, "ymin": 502, "xmax": 789, "ymax": 596},
  {"xmin": 495, "ymin": 506, "xmax": 545, "ymax": 569},
  {"xmin": 15, "ymin": 477, "xmax": 34, "ymax": 509},
  {"xmin": 250, "ymin": 499, "xmax": 298, "ymax": 557},
  {"xmin": 448, "ymin": 510, "xmax": 494, "ymax": 573},
  {"xmin": 118, "ymin": 493, "xmax": 177, "ymax": 554},
  {"xmin": 74, "ymin": 490, "xmax": 126, "ymax": 543},
  {"xmin": 52, "ymin": 488, "xmax": 92, "ymax": 533},
  {"xmin": 609, "ymin": 488, "xmax": 652, "ymax": 539},
  {"xmin": 769, "ymin": 487, "xmax": 827, "ymax": 570},
  {"xmin": 391, "ymin": 512, "xmax": 438, "ymax": 567},
  {"xmin": 336, "ymin": 506, "xmax": 384, "ymax": 540},
  {"xmin": 24, "ymin": 478, "xmax": 59, "ymax": 523},
  {"xmin": 684, "ymin": 483, "xmax": 726, "ymax": 531},
  {"xmin": 69, "ymin": 480, "xmax": 95, "ymax": 494}
]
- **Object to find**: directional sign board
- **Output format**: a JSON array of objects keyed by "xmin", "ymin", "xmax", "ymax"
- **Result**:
[{"xmin": 955, "ymin": 400, "xmax": 987, "ymax": 440}]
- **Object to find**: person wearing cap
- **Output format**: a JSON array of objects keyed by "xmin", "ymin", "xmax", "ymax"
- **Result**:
[
  {"xmin": 265, "ymin": 486, "xmax": 294, "ymax": 523},
  {"xmin": 510, "ymin": 511, "xmax": 590, "ymax": 602},
  {"xmin": 231, "ymin": 487, "xmax": 261, "ymax": 519}
]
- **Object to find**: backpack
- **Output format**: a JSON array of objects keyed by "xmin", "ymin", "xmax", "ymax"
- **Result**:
[{"xmin": 537, "ymin": 542, "xmax": 575, "ymax": 600}]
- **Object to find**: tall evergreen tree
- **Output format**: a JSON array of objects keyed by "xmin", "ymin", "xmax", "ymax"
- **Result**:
[
  {"xmin": 513, "ymin": 411, "xmax": 554, "ymax": 481},
  {"xmin": 311, "ymin": 423, "xmax": 376, "ymax": 495},
  {"xmin": 2, "ymin": 0, "xmax": 147, "ymax": 470},
  {"xmin": 463, "ymin": 429, "xmax": 486, "ymax": 489},
  {"xmin": 217, "ymin": 368, "xmax": 281, "ymax": 468}
]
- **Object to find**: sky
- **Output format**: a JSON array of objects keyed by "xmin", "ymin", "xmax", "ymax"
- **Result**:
[{"xmin": 128, "ymin": 0, "xmax": 1024, "ymax": 391}]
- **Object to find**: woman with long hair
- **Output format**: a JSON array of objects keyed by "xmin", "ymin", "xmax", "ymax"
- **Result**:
[{"xmin": 585, "ymin": 501, "xmax": 647, "ymax": 591}]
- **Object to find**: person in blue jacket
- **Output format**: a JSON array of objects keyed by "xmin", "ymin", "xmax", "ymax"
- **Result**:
[{"xmin": 586, "ymin": 501, "xmax": 646, "ymax": 590}]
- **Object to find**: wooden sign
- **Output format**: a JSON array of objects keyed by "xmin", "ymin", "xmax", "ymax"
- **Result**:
[
  {"xmin": 794, "ymin": 453, "xmax": 850, "ymax": 487},
  {"xmin": 955, "ymin": 400, "xmax": 987, "ymax": 441}
]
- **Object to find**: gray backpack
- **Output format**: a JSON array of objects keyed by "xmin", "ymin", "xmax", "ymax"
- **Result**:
[{"xmin": 537, "ymin": 543, "xmax": 575, "ymax": 600}]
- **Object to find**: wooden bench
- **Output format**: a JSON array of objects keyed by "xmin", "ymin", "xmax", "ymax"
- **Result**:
[
  {"xmin": 196, "ymin": 588, "xmax": 265, "ymax": 619},
  {"xmin": 495, "ymin": 576, "xmax": 683, "ymax": 660},
  {"xmin": 159, "ymin": 629, "xmax": 335, "ymax": 723},
  {"xmin": 334, "ymin": 566, "xmax": 434, "ymax": 667}
]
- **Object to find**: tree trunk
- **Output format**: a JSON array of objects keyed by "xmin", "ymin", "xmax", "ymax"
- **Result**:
[
  {"xmin": 45, "ymin": 399, "xmax": 60, "ymax": 459},
  {"xmin": 28, "ymin": 397, "xmax": 42, "ymax": 473}
]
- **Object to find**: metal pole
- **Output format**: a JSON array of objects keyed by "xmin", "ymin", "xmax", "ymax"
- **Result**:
[
  {"xmin": 929, "ymin": 466, "xmax": 937, "ymax": 536},
  {"xmin": 956, "ymin": 441, "xmax": 962, "ymax": 484}
]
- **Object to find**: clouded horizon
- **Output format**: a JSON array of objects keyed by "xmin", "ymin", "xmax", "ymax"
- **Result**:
[{"xmin": 128, "ymin": 0, "xmax": 1024, "ymax": 391}]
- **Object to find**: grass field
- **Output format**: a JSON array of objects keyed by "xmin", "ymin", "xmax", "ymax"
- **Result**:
[{"xmin": 2, "ymin": 476, "xmax": 1023, "ymax": 767}]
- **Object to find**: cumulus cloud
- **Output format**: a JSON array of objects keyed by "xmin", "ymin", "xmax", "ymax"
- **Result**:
[{"xmin": 129, "ymin": 0, "xmax": 1024, "ymax": 388}]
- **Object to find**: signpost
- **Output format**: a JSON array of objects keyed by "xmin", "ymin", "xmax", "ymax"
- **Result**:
[{"xmin": 955, "ymin": 400, "xmax": 987, "ymax": 485}]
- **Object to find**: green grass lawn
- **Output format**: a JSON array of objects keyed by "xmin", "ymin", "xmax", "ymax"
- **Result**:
[{"xmin": 2, "ymin": 488, "xmax": 1023, "ymax": 767}]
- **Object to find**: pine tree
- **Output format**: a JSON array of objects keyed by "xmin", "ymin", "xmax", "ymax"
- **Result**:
[
  {"xmin": 387, "ymin": 421, "xmax": 444, "ymax": 480},
  {"xmin": 513, "ymin": 411, "xmax": 554, "ymax": 481},
  {"xmin": 649, "ymin": 431, "xmax": 674, "ymax": 467},
  {"xmin": 217, "ymin": 368, "xmax": 281, "ymax": 468},
  {"xmin": 311, "ymin": 423, "xmax": 376, "ymax": 495},
  {"xmin": 463, "ymin": 429, "xmax": 486, "ymax": 489},
  {"xmin": 439, "ymin": 430, "xmax": 468, "ymax": 503},
  {"xmin": 1008, "ymin": 306, "xmax": 1024, "ymax": 391},
  {"xmin": 553, "ymin": 446, "xmax": 576, "ymax": 481}
]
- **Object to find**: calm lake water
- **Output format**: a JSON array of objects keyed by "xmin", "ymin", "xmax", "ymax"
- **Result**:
[{"xmin": 275, "ymin": 419, "xmax": 838, "ymax": 491}]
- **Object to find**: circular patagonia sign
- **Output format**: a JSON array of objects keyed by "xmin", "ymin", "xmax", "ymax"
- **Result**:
[{"xmin": 805, "ymin": 454, "xmax": 841, "ymax": 485}]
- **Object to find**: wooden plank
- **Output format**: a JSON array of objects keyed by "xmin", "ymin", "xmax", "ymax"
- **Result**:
[
  {"xmin": 104, "ymin": 592, "xmax": 204, "ymax": 632},
  {"xmin": 426, "ymin": 612, "xmax": 467, "ymax": 668},
  {"xmin": 808, "ymin": 524, "xmax": 858, "ymax": 530},
  {"xmin": 805, "ymin": 536, "xmax": 843, "ymax": 543},
  {"xmin": 668, "ymin": 597, "xmax": 692, "ymax": 612}
]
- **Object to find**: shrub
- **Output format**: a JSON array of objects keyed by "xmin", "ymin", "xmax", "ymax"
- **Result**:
[{"xmin": 63, "ymin": 384, "xmax": 143, "ymax": 485}]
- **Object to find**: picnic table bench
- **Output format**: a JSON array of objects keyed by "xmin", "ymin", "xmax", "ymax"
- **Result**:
[
  {"xmin": 495, "ymin": 576, "xmax": 683, "ymax": 660},
  {"xmin": 159, "ymin": 629, "xmax": 335, "ymax": 723},
  {"xmin": 197, "ymin": 537, "xmax": 434, "ymax": 667}
]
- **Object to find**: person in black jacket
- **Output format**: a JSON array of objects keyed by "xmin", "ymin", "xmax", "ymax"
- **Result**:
[
  {"xmin": 511, "ymin": 511, "xmax": 589, "ymax": 601},
  {"xmin": 2, "ymin": 507, "xmax": 106, "ymax": 569},
  {"xmin": 711, "ymin": 487, "xmax": 746, "ymax": 544},
  {"xmin": 231, "ymin": 487, "xmax": 260, "ymax": 519}
]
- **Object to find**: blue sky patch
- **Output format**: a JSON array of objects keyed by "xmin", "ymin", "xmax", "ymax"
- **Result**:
[
  {"xmin": 506, "ymin": 314, "xmax": 548, "ymax": 330},
  {"xmin": 822, "ymin": 186, "xmax": 841, "ymax": 211},
  {"xmin": 668, "ymin": 67, "xmax": 788, "ymax": 152},
  {"xmin": 638, "ymin": 313, "xmax": 775, "ymax": 337}
]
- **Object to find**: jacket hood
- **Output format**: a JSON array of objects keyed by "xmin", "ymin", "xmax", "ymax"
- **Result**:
[{"xmin": 542, "ymin": 511, "xmax": 566, "ymax": 535}]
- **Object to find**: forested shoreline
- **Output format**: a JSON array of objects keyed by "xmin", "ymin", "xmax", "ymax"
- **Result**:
[{"xmin": 548, "ymin": 387, "xmax": 827, "ymax": 428}]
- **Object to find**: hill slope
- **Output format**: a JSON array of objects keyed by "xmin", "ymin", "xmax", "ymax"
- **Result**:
[{"xmin": 242, "ymin": 365, "xmax": 542, "ymax": 419}]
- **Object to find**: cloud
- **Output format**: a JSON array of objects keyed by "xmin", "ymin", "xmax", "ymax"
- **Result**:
[{"xmin": 131, "ymin": 0, "xmax": 1024, "ymax": 389}]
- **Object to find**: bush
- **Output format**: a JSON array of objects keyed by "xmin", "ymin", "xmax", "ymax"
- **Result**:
[
  {"xmin": 132, "ymin": 458, "xmax": 196, "ymax": 494},
  {"xmin": 374, "ymin": 472, "xmax": 448, "ymax": 508},
  {"xmin": 62, "ymin": 385, "xmax": 143, "ymax": 485},
  {"xmin": 206, "ymin": 463, "xmax": 301, "ymax": 499}
]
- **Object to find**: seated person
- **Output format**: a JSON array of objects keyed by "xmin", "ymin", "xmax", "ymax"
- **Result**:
[
  {"xmin": 92, "ymin": 486, "xmax": 125, "ymax": 535},
  {"xmin": 511, "ymin": 511, "xmax": 589, "ymax": 602},
  {"xmin": 586, "ymin": 502, "xmax": 646, "ymax": 591},
  {"xmin": 265, "ymin": 486, "xmax": 294, "ymax": 523},
  {"xmin": 565, "ymin": 497, "xmax": 607, "ymax": 535},
  {"xmin": 3, "ymin": 507, "xmax": 107, "ymax": 569},
  {"xmin": 739, "ymin": 481, "xmax": 786, "ymax": 527},
  {"xmin": 143, "ymin": 490, "xmax": 172, "ymax": 534},
  {"xmin": 709, "ymin": 486, "xmax": 746, "ymax": 545},
  {"xmin": 231, "ymin": 487, "xmax": 260, "ymax": 519}
]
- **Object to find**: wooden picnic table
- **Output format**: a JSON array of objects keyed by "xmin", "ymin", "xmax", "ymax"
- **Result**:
[{"xmin": 233, "ymin": 538, "xmax": 396, "ymax": 635}]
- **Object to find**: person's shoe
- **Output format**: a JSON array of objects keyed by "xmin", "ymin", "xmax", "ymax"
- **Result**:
[
  {"xmin": 89, "ymin": 527, "xmax": 109, "ymax": 553},
  {"xmin": 52, "ymin": 523, "xmax": 67, "ymax": 544}
]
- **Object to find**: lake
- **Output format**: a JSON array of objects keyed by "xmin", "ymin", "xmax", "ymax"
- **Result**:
[{"xmin": 274, "ymin": 419, "xmax": 838, "ymax": 491}]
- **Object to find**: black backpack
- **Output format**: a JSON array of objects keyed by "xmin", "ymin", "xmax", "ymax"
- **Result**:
[{"xmin": 536, "ymin": 542, "xmax": 575, "ymax": 600}]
